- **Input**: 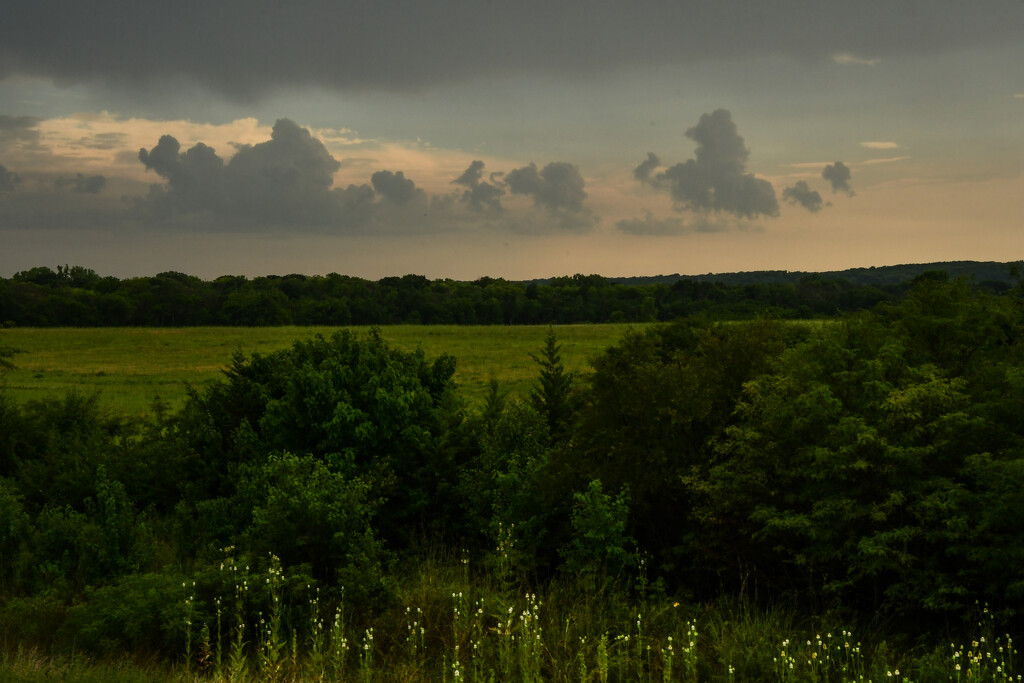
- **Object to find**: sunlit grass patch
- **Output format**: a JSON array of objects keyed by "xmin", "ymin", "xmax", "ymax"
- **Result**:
[{"xmin": 0, "ymin": 324, "xmax": 647, "ymax": 415}]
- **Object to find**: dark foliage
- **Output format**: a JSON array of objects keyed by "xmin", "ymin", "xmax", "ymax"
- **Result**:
[
  {"xmin": 2, "ymin": 261, "xmax": 1017, "ymax": 328},
  {"xmin": 5, "ymin": 278, "xmax": 1024, "ymax": 657}
]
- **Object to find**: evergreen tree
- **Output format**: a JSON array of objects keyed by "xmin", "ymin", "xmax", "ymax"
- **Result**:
[{"xmin": 530, "ymin": 327, "xmax": 577, "ymax": 442}]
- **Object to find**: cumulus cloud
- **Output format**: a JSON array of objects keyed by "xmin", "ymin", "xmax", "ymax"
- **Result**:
[
  {"xmin": 782, "ymin": 180, "xmax": 823, "ymax": 212},
  {"xmin": 505, "ymin": 162, "xmax": 587, "ymax": 212},
  {"xmin": 139, "ymin": 136, "xmax": 228, "ymax": 215},
  {"xmin": 371, "ymin": 170, "xmax": 422, "ymax": 206},
  {"xmin": 501, "ymin": 161, "xmax": 596, "ymax": 230},
  {"xmin": 633, "ymin": 152, "xmax": 660, "ymax": 183},
  {"xmin": 137, "ymin": 118, "xmax": 386, "ymax": 227},
  {"xmin": 638, "ymin": 109, "xmax": 779, "ymax": 220},
  {"xmin": 822, "ymin": 161, "xmax": 854, "ymax": 196},
  {"xmin": 55, "ymin": 173, "xmax": 107, "ymax": 194},
  {"xmin": 134, "ymin": 118, "xmax": 595, "ymax": 234},
  {"xmin": 0, "ymin": 163, "xmax": 19, "ymax": 192},
  {"xmin": 454, "ymin": 160, "xmax": 485, "ymax": 187},
  {"xmin": 453, "ymin": 160, "xmax": 505, "ymax": 214},
  {"xmin": 226, "ymin": 119, "xmax": 344, "ymax": 222}
]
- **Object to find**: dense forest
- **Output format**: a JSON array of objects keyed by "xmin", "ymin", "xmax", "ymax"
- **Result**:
[
  {"xmin": 1, "ymin": 261, "xmax": 1017, "ymax": 327},
  {"xmin": 3, "ymin": 274, "xmax": 1024, "ymax": 679}
]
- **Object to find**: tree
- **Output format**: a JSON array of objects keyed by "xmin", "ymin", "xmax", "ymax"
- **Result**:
[
  {"xmin": 529, "ymin": 328, "xmax": 579, "ymax": 442},
  {"xmin": 174, "ymin": 329, "xmax": 467, "ymax": 547},
  {"xmin": 239, "ymin": 451, "xmax": 385, "ymax": 592},
  {"xmin": 568, "ymin": 318, "xmax": 801, "ymax": 576},
  {"xmin": 687, "ymin": 281, "xmax": 1024, "ymax": 617},
  {"xmin": 560, "ymin": 479, "xmax": 635, "ymax": 584}
]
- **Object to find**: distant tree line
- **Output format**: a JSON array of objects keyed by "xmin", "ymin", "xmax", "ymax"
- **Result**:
[{"xmin": 1, "ymin": 263, "xmax": 1016, "ymax": 327}]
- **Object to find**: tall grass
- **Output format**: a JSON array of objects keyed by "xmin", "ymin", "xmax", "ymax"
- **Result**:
[
  {"xmin": 41, "ymin": 553, "xmax": 998, "ymax": 682},
  {"xmin": 3, "ymin": 584, "xmax": 1018, "ymax": 681}
]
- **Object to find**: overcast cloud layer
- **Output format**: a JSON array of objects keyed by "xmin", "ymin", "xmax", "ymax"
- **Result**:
[
  {"xmin": 0, "ymin": 1, "xmax": 1022, "ymax": 279},
  {"xmin": 3, "ymin": 1, "xmax": 1022, "ymax": 99}
]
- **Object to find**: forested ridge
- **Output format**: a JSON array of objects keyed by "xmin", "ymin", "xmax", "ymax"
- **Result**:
[
  {"xmin": 4, "ymin": 275, "xmax": 1024, "ymax": 679},
  {"xmin": 1, "ymin": 261, "xmax": 1017, "ymax": 327}
]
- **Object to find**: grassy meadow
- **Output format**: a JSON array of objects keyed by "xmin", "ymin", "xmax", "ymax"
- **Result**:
[{"xmin": 0, "ymin": 324, "xmax": 644, "ymax": 415}]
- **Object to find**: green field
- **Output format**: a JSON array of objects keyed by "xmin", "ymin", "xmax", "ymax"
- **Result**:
[{"xmin": 0, "ymin": 324, "xmax": 645, "ymax": 416}]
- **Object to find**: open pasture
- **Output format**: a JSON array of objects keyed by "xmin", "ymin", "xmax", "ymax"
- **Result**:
[{"xmin": 0, "ymin": 324, "xmax": 643, "ymax": 416}]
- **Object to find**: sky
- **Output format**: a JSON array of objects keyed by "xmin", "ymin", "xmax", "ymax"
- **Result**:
[{"xmin": 1, "ymin": 0, "xmax": 1022, "ymax": 281}]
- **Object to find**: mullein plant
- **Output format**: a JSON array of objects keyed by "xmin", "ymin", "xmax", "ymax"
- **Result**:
[
  {"xmin": 306, "ymin": 587, "xmax": 326, "ymax": 682},
  {"xmin": 228, "ymin": 564, "xmax": 250, "ymax": 683},
  {"xmin": 256, "ymin": 554, "xmax": 285, "ymax": 681},
  {"xmin": 183, "ymin": 581, "xmax": 196, "ymax": 670},
  {"xmin": 517, "ymin": 592, "xmax": 544, "ymax": 682}
]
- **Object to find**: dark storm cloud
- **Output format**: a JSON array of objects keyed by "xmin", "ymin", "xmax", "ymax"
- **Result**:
[
  {"xmin": 453, "ymin": 160, "xmax": 505, "ymax": 214},
  {"xmin": 0, "ymin": 164, "xmax": 19, "ymax": 192},
  {"xmin": 782, "ymin": 180, "xmax": 823, "ymax": 212},
  {"xmin": 822, "ymin": 161, "xmax": 854, "ymax": 196},
  {"xmin": 4, "ymin": 1, "xmax": 1020, "ymax": 99},
  {"xmin": 55, "ymin": 173, "xmax": 107, "ymax": 194},
  {"xmin": 640, "ymin": 109, "xmax": 779, "ymax": 219}
]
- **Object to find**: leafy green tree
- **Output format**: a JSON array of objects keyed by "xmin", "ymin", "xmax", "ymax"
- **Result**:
[
  {"xmin": 460, "ymin": 398, "xmax": 557, "ymax": 574},
  {"xmin": 687, "ymin": 281, "xmax": 1024, "ymax": 617},
  {"xmin": 174, "ymin": 329, "xmax": 467, "ymax": 548},
  {"xmin": 29, "ymin": 466, "xmax": 152, "ymax": 593},
  {"xmin": 569, "ymin": 318, "xmax": 801, "ymax": 579},
  {"xmin": 560, "ymin": 479, "xmax": 636, "ymax": 585},
  {"xmin": 239, "ymin": 452, "xmax": 385, "ymax": 592}
]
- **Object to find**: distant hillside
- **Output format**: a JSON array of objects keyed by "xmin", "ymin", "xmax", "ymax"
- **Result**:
[{"xmin": 602, "ymin": 261, "xmax": 1018, "ymax": 288}]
